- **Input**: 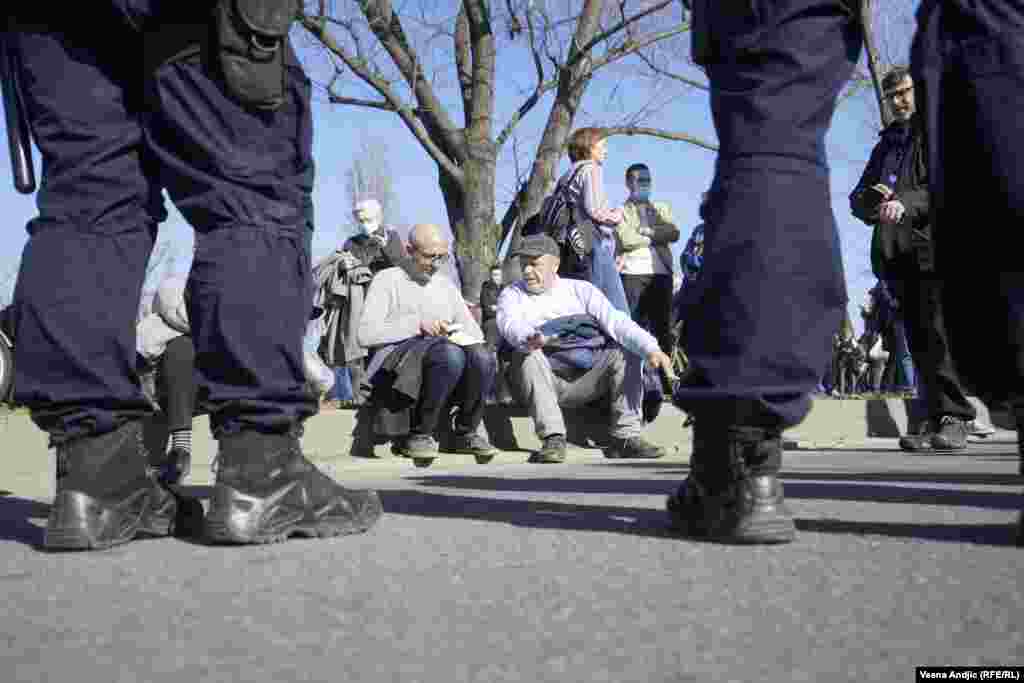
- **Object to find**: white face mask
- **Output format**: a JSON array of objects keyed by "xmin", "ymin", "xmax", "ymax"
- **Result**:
[{"xmin": 355, "ymin": 216, "xmax": 380, "ymax": 235}]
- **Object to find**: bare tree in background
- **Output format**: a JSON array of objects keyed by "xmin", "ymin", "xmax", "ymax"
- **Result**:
[
  {"xmin": 345, "ymin": 138, "xmax": 398, "ymax": 225},
  {"xmin": 298, "ymin": 0, "xmax": 715, "ymax": 302}
]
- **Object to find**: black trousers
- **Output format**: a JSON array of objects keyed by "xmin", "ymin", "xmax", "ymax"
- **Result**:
[
  {"xmin": 621, "ymin": 274, "xmax": 673, "ymax": 353},
  {"xmin": 157, "ymin": 336, "xmax": 197, "ymax": 433},
  {"xmin": 887, "ymin": 271, "xmax": 975, "ymax": 421},
  {"xmin": 912, "ymin": 0, "xmax": 1024, "ymax": 406}
]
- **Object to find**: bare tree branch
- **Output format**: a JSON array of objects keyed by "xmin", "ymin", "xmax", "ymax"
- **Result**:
[
  {"xmin": 566, "ymin": 0, "xmax": 675, "ymax": 70},
  {"xmin": 300, "ymin": 14, "xmax": 465, "ymax": 182},
  {"xmin": 454, "ymin": 5, "xmax": 474, "ymax": 126},
  {"xmin": 634, "ymin": 48, "xmax": 708, "ymax": 91},
  {"xmin": 463, "ymin": 0, "xmax": 497, "ymax": 140},
  {"xmin": 326, "ymin": 93, "xmax": 397, "ymax": 110},
  {"xmin": 602, "ymin": 125, "xmax": 718, "ymax": 151},
  {"xmin": 585, "ymin": 25, "xmax": 690, "ymax": 75},
  {"xmin": 360, "ymin": 0, "xmax": 467, "ymax": 164}
]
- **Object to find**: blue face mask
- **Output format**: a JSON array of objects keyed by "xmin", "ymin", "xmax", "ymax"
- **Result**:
[{"xmin": 629, "ymin": 174, "xmax": 652, "ymax": 202}]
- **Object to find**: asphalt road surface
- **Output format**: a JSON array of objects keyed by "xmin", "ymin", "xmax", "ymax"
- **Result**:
[{"xmin": 2, "ymin": 434, "xmax": 1022, "ymax": 682}]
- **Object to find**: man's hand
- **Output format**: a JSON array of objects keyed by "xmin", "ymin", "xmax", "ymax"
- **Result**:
[
  {"xmin": 646, "ymin": 350, "xmax": 677, "ymax": 382},
  {"xmin": 871, "ymin": 183, "xmax": 894, "ymax": 200},
  {"xmin": 340, "ymin": 251, "xmax": 360, "ymax": 270},
  {"xmin": 420, "ymin": 319, "xmax": 447, "ymax": 337},
  {"xmin": 525, "ymin": 331, "xmax": 547, "ymax": 352},
  {"xmin": 878, "ymin": 199, "xmax": 906, "ymax": 225}
]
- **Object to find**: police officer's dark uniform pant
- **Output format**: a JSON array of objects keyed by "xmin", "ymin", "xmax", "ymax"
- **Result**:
[
  {"xmin": 674, "ymin": 1, "xmax": 861, "ymax": 431},
  {"xmin": 912, "ymin": 1, "xmax": 1024, "ymax": 409},
  {"xmin": 9, "ymin": 6, "xmax": 316, "ymax": 444}
]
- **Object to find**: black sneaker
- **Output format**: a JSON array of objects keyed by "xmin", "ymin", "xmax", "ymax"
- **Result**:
[
  {"xmin": 930, "ymin": 415, "xmax": 968, "ymax": 452},
  {"xmin": 899, "ymin": 419, "xmax": 935, "ymax": 453},
  {"xmin": 667, "ymin": 424, "xmax": 794, "ymax": 544},
  {"xmin": 450, "ymin": 432, "xmax": 499, "ymax": 462},
  {"xmin": 604, "ymin": 435, "xmax": 665, "ymax": 459},
  {"xmin": 206, "ymin": 431, "xmax": 383, "ymax": 544},
  {"xmin": 45, "ymin": 421, "xmax": 177, "ymax": 551},
  {"xmin": 530, "ymin": 434, "xmax": 567, "ymax": 463},
  {"xmin": 393, "ymin": 433, "xmax": 439, "ymax": 459}
]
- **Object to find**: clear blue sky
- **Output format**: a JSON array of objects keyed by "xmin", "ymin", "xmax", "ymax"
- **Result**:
[{"xmin": 0, "ymin": 10, "xmax": 906, "ymax": 334}]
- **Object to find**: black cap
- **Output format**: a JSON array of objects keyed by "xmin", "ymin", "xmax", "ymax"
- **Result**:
[{"xmin": 513, "ymin": 234, "xmax": 560, "ymax": 259}]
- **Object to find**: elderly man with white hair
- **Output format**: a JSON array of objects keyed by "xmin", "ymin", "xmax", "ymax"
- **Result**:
[{"xmin": 313, "ymin": 198, "xmax": 407, "ymax": 404}]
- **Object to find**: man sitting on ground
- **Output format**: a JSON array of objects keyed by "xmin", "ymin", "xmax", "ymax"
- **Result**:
[
  {"xmin": 357, "ymin": 223, "xmax": 498, "ymax": 461},
  {"xmin": 496, "ymin": 234, "xmax": 676, "ymax": 463}
]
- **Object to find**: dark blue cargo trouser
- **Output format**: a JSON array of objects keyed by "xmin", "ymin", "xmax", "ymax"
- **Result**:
[
  {"xmin": 673, "ymin": 0, "xmax": 862, "ymax": 430},
  {"xmin": 912, "ymin": 0, "xmax": 1024, "ymax": 405},
  {"xmin": 8, "ymin": 4, "xmax": 317, "ymax": 443}
]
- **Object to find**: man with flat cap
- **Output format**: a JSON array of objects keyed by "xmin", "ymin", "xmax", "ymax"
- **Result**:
[{"xmin": 496, "ymin": 234, "xmax": 676, "ymax": 463}]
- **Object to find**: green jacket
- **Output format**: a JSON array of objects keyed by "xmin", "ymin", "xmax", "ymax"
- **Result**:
[{"xmin": 616, "ymin": 200, "xmax": 679, "ymax": 274}]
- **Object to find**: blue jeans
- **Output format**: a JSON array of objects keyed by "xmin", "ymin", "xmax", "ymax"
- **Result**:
[
  {"xmin": 888, "ymin": 317, "xmax": 916, "ymax": 391},
  {"xmin": 331, "ymin": 367, "xmax": 353, "ymax": 402}
]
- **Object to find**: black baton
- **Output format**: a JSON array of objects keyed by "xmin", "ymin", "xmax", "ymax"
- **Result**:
[{"xmin": 1, "ymin": 24, "xmax": 36, "ymax": 194}]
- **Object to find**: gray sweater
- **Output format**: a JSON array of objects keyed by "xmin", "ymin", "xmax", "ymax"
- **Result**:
[{"xmin": 357, "ymin": 267, "xmax": 483, "ymax": 349}]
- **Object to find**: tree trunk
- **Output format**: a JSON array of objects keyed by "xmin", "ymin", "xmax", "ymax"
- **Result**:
[
  {"xmin": 438, "ymin": 140, "xmax": 497, "ymax": 306},
  {"xmin": 500, "ymin": 65, "xmax": 592, "ymax": 283},
  {"xmin": 500, "ymin": 0, "xmax": 605, "ymax": 283},
  {"xmin": 860, "ymin": 0, "xmax": 892, "ymax": 127}
]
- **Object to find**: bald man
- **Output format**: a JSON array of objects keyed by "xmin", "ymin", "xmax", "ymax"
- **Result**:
[{"xmin": 357, "ymin": 224, "xmax": 498, "ymax": 461}]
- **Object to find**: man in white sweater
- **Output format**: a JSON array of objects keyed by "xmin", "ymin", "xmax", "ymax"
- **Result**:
[
  {"xmin": 357, "ymin": 224, "xmax": 497, "ymax": 460},
  {"xmin": 496, "ymin": 235, "xmax": 676, "ymax": 463}
]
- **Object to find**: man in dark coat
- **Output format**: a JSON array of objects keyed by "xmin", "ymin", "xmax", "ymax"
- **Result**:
[
  {"xmin": 479, "ymin": 264, "xmax": 503, "ymax": 350},
  {"xmin": 850, "ymin": 67, "xmax": 976, "ymax": 453}
]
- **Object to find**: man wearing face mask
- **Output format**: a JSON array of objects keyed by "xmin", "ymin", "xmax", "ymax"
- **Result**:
[
  {"xmin": 313, "ymin": 198, "xmax": 407, "ymax": 405},
  {"xmin": 616, "ymin": 164, "xmax": 680, "ymax": 356}
]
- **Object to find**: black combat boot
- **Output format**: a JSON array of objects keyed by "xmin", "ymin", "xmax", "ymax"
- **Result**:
[
  {"xmin": 45, "ymin": 421, "xmax": 177, "ymax": 551},
  {"xmin": 206, "ymin": 431, "xmax": 383, "ymax": 544},
  {"xmin": 667, "ymin": 422, "xmax": 795, "ymax": 544}
]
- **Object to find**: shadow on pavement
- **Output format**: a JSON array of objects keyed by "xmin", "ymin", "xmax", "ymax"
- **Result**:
[
  {"xmin": 794, "ymin": 518, "xmax": 1020, "ymax": 546},
  {"xmin": 408, "ymin": 473, "xmax": 1023, "ymax": 510},
  {"xmin": 380, "ymin": 489, "xmax": 678, "ymax": 539},
  {"xmin": 380, "ymin": 489, "xmax": 1022, "ymax": 547},
  {"xmin": 780, "ymin": 470, "xmax": 1021, "ymax": 487}
]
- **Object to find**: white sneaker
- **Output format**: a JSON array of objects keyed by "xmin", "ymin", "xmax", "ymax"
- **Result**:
[{"xmin": 966, "ymin": 419, "xmax": 996, "ymax": 437}]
